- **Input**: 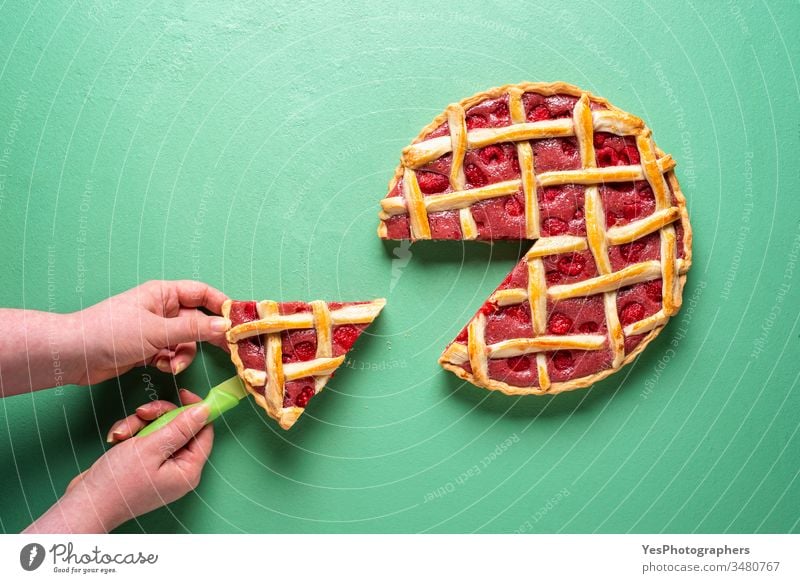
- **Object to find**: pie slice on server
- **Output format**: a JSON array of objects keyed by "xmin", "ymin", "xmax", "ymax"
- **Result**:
[
  {"xmin": 377, "ymin": 81, "xmax": 692, "ymax": 395},
  {"xmin": 222, "ymin": 299, "xmax": 385, "ymax": 428}
]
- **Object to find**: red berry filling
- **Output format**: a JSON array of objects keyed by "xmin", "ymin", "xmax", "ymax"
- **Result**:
[
  {"xmin": 293, "ymin": 341, "xmax": 316, "ymax": 361},
  {"xmin": 557, "ymin": 253, "xmax": 586, "ymax": 276},
  {"xmin": 333, "ymin": 324, "xmax": 360, "ymax": 352},
  {"xmin": 465, "ymin": 164, "xmax": 488, "ymax": 187},
  {"xmin": 504, "ymin": 196, "xmax": 524, "ymax": 217},
  {"xmin": 484, "ymin": 303, "xmax": 533, "ymax": 345},
  {"xmin": 601, "ymin": 181, "xmax": 656, "ymax": 228},
  {"xmin": 478, "ymin": 145, "xmax": 505, "ymax": 165},
  {"xmin": 506, "ymin": 355, "xmax": 532, "ymax": 372},
  {"xmin": 542, "ymin": 217, "xmax": 568, "ymax": 236},
  {"xmin": 464, "ymin": 96, "xmax": 510, "ymax": 129},
  {"xmin": 533, "ymin": 138, "xmax": 581, "ymax": 173},
  {"xmin": 594, "ymin": 133, "xmax": 640, "ymax": 167},
  {"xmin": 522, "ymin": 93, "xmax": 579, "ymax": 121},
  {"xmin": 618, "ymin": 240, "xmax": 647, "ymax": 263},
  {"xmin": 608, "ymin": 232, "xmax": 660, "ymax": 272},
  {"xmin": 294, "ymin": 385, "xmax": 316, "ymax": 408},
  {"xmin": 417, "ymin": 171, "xmax": 450, "ymax": 194},
  {"xmin": 619, "ymin": 301, "xmax": 645, "ymax": 326},
  {"xmin": 552, "ymin": 351, "xmax": 574, "ymax": 371},
  {"xmin": 645, "ymin": 280, "xmax": 663, "ymax": 303}
]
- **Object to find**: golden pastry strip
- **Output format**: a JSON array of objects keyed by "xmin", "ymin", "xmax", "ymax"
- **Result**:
[
  {"xmin": 227, "ymin": 300, "xmax": 386, "ymax": 342},
  {"xmin": 401, "ymin": 109, "xmax": 644, "ymax": 168}
]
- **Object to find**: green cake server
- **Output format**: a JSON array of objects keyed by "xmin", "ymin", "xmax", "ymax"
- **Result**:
[{"xmin": 135, "ymin": 375, "xmax": 248, "ymax": 438}]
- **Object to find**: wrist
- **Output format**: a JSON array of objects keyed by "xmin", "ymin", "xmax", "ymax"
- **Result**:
[
  {"xmin": 25, "ymin": 486, "xmax": 125, "ymax": 534},
  {"xmin": 50, "ymin": 311, "xmax": 92, "ymax": 387}
]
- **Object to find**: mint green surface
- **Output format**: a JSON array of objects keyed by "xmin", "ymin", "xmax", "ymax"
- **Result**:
[
  {"xmin": 0, "ymin": 1, "xmax": 798, "ymax": 534},
  {"xmin": 135, "ymin": 376, "xmax": 246, "ymax": 438}
]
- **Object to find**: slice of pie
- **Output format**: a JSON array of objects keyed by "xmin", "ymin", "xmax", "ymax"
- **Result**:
[
  {"xmin": 378, "ymin": 81, "xmax": 692, "ymax": 395},
  {"xmin": 222, "ymin": 298, "xmax": 385, "ymax": 428}
]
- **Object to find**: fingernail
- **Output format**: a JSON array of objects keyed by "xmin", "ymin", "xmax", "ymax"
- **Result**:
[
  {"xmin": 106, "ymin": 419, "xmax": 123, "ymax": 438},
  {"xmin": 210, "ymin": 317, "xmax": 229, "ymax": 333},
  {"xmin": 172, "ymin": 360, "xmax": 186, "ymax": 375},
  {"xmin": 156, "ymin": 358, "xmax": 171, "ymax": 373},
  {"xmin": 106, "ymin": 429, "xmax": 123, "ymax": 443}
]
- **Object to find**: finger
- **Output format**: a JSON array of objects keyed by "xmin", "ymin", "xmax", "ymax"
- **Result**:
[
  {"xmin": 148, "ymin": 348, "xmax": 175, "ymax": 373},
  {"xmin": 148, "ymin": 280, "xmax": 228, "ymax": 315},
  {"xmin": 134, "ymin": 399, "xmax": 178, "ymax": 421},
  {"xmin": 170, "ymin": 342, "xmax": 197, "ymax": 375},
  {"xmin": 148, "ymin": 311, "xmax": 229, "ymax": 349},
  {"xmin": 138, "ymin": 404, "xmax": 210, "ymax": 461},
  {"xmin": 178, "ymin": 388, "xmax": 203, "ymax": 405},
  {"xmin": 176, "ymin": 388, "xmax": 212, "ymax": 459},
  {"xmin": 167, "ymin": 308, "xmax": 200, "ymax": 374},
  {"xmin": 174, "ymin": 423, "xmax": 214, "ymax": 467},
  {"xmin": 106, "ymin": 414, "xmax": 148, "ymax": 443},
  {"xmin": 66, "ymin": 470, "xmax": 88, "ymax": 492},
  {"xmin": 173, "ymin": 390, "xmax": 212, "ymax": 459},
  {"xmin": 171, "ymin": 280, "xmax": 228, "ymax": 314}
]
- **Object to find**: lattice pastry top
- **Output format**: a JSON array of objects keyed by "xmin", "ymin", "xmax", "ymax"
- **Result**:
[
  {"xmin": 377, "ymin": 82, "xmax": 692, "ymax": 395},
  {"xmin": 223, "ymin": 298, "xmax": 385, "ymax": 428}
]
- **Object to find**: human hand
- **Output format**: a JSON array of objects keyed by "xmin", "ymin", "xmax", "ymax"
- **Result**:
[
  {"xmin": 24, "ymin": 389, "xmax": 214, "ymax": 533},
  {"xmin": 65, "ymin": 280, "xmax": 229, "ymax": 385}
]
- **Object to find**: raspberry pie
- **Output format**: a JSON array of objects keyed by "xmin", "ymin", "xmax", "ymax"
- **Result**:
[
  {"xmin": 223, "ymin": 298, "xmax": 385, "ymax": 428},
  {"xmin": 378, "ymin": 82, "xmax": 692, "ymax": 395}
]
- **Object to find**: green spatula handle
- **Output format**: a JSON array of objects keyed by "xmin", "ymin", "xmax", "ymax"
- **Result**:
[{"xmin": 136, "ymin": 376, "xmax": 246, "ymax": 438}]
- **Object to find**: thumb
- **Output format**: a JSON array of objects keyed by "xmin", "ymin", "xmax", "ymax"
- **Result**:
[
  {"xmin": 150, "ymin": 311, "xmax": 228, "ymax": 348},
  {"xmin": 140, "ymin": 405, "xmax": 210, "ymax": 460}
]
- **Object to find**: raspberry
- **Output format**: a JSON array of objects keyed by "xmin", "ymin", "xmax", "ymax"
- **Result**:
[
  {"xmin": 294, "ymin": 386, "xmax": 316, "ymax": 408},
  {"xmin": 416, "ymin": 171, "xmax": 450, "ymax": 194},
  {"xmin": 478, "ymin": 145, "xmax": 504, "ymax": 165},
  {"xmin": 465, "ymin": 164, "xmax": 488, "ymax": 187},
  {"xmin": 542, "ymin": 217, "xmax": 568, "ymax": 236},
  {"xmin": 557, "ymin": 253, "xmax": 586, "ymax": 276},
  {"xmin": 596, "ymin": 146, "xmax": 619, "ymax": 166},
  {"xmin": 548, "ymin": 313, "xmax": 573, "ymax": 335},
  {"xmin": 541, "ymin": 186, "xmax": 561, "ymax": 201},
  {"xmin": 333, "ymin": 325, "xmax": 359, "ymax": 351},
  {"xmin": 505, "ymin": 196, "xmax": 524, "ymax": 216},
  {"xmin": 530, "ymin": 105, "xmax": 551, "ymax": 121},
  {"xmin": 293, "ymin": 341, "xmax": 316, "ymax": 361}
]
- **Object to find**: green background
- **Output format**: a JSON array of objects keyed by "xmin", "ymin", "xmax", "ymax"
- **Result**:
[{"xmin": 0, "ymin": 0, "xmax": 798, "ymax": 534}]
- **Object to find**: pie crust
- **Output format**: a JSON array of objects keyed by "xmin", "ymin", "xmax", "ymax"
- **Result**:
[
  {"xmin": 223, "ymin": 298, "xmax": 385, "ymax": 428},
  {"xmin": 377, "ymin": 82, "xmax": 692, "ymax": 395}
]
